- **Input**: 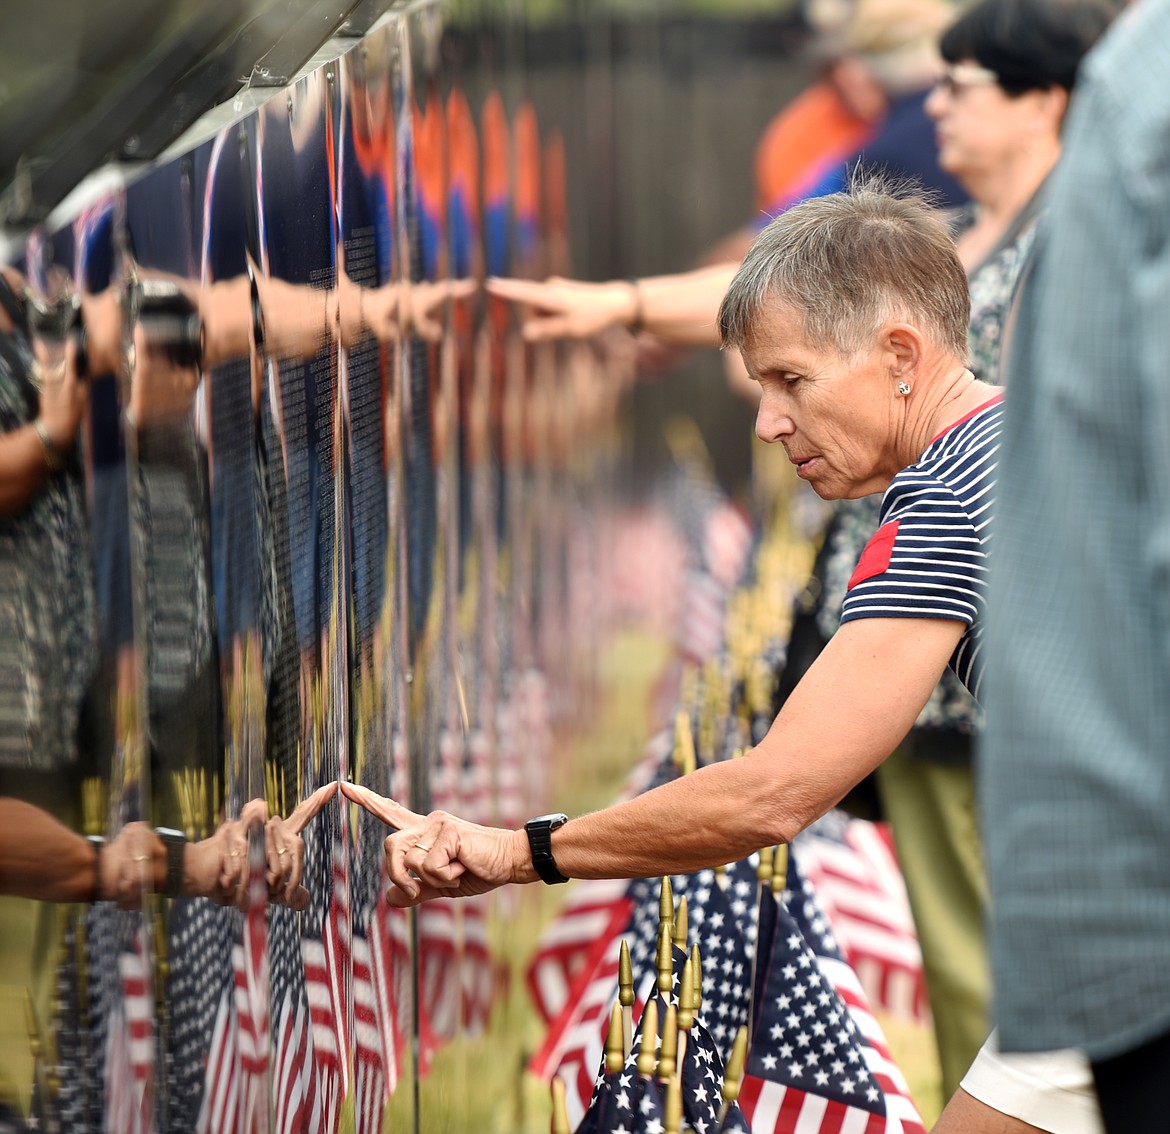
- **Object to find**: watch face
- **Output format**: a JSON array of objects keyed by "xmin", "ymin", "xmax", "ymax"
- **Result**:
[{"xmin": 528, "ymin": 812, "xmax": 568, "ymax": 830}]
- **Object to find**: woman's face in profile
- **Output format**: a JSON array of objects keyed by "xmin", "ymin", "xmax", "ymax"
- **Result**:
[{"xmin": 742, "ymin": 302, "xmax": 906, "ymax": 502}]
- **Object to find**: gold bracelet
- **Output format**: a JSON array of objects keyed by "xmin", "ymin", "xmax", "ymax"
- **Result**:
[{"xmin": 32, "ymin": 418, "xmax": 63, "ymax": 473}]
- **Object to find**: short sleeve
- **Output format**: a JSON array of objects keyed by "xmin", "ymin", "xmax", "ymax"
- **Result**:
[{"xmin": 840, "ymin": 477, "xmax": 984, "ymax": 627}]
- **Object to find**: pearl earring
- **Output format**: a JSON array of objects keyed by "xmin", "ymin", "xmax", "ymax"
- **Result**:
[{"xmin": 897, "ymin": 382, "xmax": 911, "ymax": 397}]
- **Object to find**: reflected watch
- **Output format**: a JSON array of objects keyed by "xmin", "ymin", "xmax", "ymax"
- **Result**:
[
  {"xmin": 524, "ymin": 812, "xmax": 569, "ymax": 885},
  {"xmin": 155, "ymin": 826, "xmax": 187, "ymax": 898}
]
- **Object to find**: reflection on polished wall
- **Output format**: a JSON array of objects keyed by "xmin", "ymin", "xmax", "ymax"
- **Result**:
[{"xmin": 0, "ymin": 4, "xmax": 632, "ymax": 1130}]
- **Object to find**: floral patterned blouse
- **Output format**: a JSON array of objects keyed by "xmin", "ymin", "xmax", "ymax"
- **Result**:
[{"xmin": 0, "ymin": 278, "xmax": 97, "ymax": 770}]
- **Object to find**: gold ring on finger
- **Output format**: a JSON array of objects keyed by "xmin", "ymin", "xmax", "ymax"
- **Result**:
[{"xmin": 414, "ymin": 842, "xmax": 433, "ymax": 853}]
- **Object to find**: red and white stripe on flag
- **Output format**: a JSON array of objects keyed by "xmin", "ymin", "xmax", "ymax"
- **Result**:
[
  {"xmin": 302, "ymin": 836, "xmax": 351, "ymax": 1134},
  {"xmin": 739, "ymin": 957, "xmax": 927, "ymax": 1134},
  {"xmin": 794, "ymin": 819, "xmax": 929, "ymax": 1023},
  {"xmin": 273, "ymin": 985, "xmax": 316, "ymax": 1134},
  {"xmin": 527, "ymin": 896, "xmax": 643, "ymax": 1131},
  {"xmin": 525, "ymin": 878, "xmax": 632, "ymax": 1024},
  {"xmin": 108, "ymin": 926, "xmax": 154, "ymax": 1134}
]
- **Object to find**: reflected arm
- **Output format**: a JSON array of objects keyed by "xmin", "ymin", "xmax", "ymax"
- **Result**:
[{"xmin": 0, "ymin": 799, "xmax": 105, "ymax": 902}]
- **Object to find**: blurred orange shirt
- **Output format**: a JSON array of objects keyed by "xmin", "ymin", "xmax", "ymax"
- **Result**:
[{"xmin": 754, "ymin": 79, "xmax": 873, "ymax": 218}]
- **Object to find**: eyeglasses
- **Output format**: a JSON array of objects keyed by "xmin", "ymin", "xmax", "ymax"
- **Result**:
[{"xmin": 935, "ymin": 62, "xmax": 1000, "ymax": 95}]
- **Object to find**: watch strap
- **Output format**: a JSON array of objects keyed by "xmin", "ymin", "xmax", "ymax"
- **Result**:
[
  {"xmin": 155, "ymin": 827, "xmax": 187, "ymax": 898},
  {"xmin": 525, "ymin": 813, "xmax": 569, "ymax": 885}
]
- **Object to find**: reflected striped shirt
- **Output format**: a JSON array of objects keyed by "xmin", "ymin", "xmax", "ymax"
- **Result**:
[{"xmin": 840, "ymin": 395, "xmax": 1002, "ymax": 701}]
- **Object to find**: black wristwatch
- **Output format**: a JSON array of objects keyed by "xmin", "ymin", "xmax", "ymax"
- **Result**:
[
  {"xmin": 525, "ymin": 813, "xmax": 570, "ymax": 885},
  {"xmin": 155, "ymin": 827, "xmax": 187, "ymax": 898}
]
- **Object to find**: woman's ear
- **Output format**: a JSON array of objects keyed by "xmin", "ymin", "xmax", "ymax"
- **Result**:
[{"xmin": 883, "ymin": 322, "xmax": 924, "ymax": 378}]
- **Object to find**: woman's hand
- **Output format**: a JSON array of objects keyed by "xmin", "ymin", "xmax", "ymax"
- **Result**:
[{"xmin": 339, "ymin": 781, "xmax": 533, "ymax": 907}]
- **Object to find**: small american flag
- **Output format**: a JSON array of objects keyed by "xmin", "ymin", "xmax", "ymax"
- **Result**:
[
  {"xmin": 351, "ymin": 786, "xmax": 401, "ymax": 1132},
  {"xmin": 301, "ymin": 797, "xmax": 350, "ymax": 1134},
  {"xmin": 270, "ymin": 904, "xmax": 319, "ymax": 1134},
  {"xmin": 529, "ymin": 862, "xmax": 758, "ymax": 1130},
  {"xmin": 165, "ymin": 896, "xmax": 233, "ymax": 1134},
  {"xmin": 793, "ymin": 813, "xmax": 927, "ymax": 1023},
  {"xmin": 107, "ymin": 914, "xmax": 155, "ymax": 1134},
  {"xmin": 739, "ymin": 856, "xmax": 926, "ymax": 1134}
]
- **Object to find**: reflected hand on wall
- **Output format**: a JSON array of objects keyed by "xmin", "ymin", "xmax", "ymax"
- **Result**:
[
  {"xmin": 264, "ymin": 782, "xmax": 338, "ymax": 910},
  {"xmin": 339, "ymin": 781, "xmax": 530, "ymax": 907},
  {"xmin": 400, "ymin": 277, "xmax": 478, "ymax": 342},
  {"xmin": 187, "ymin": 782, "xmax": 338, "ymax": 911},
  {"xmin": 485, "ymin": 276, "xmax": 638, "ymax": 342},
  {"xmin": 0, "ymin": 785, "xmax": 337, "ymax": 910},
  {"xmin": 126, "ymin": 321, "xmax": 201, "ymax": 427}
]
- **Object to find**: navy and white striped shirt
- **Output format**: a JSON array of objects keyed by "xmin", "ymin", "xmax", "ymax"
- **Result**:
[{"xmin": 840, "ymin": 395, "xmax": 1002, "ymax": 701}]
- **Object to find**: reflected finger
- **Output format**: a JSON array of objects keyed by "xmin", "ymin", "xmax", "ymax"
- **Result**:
[
  {"xmin": 285, "ymin": 781, "xmax": 339, "ymax": 836},
  {"xmin": 283, "ymin": 835, "xmax": 306, "ymax": 904},
  {"xmin": 264, "ymin": 819, "xmax": 287, "ymax": 891}
]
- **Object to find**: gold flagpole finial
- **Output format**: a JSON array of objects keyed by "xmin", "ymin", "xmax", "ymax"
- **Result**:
[
  {"xmin": 772, "ymin": 844, "xmax": 789, "ymax": 894},
  {"xmin": 656, "ymin": 922, "xmax": 674, "ymax": 997},
  {"xmin": 690, "ymin": 943, "xmax": 703, "ymax": 1016},
  {"xmin": 550, "ymin": 1076, "xmax": 570, "ymax": 1134},
  {"xmin": 637, "ymin": 998, "xmax": 659, "ymax": 1078},
  {"xmin": 678, "ymin": 956, "xmax": 696, "ymax": 1032},
  {"xmin": 757, "ymin": 845, "xmax": 774, "ymax": 885},
  {"xmin": 725, "ymin": 1025, "xmax": 749, "ymax": 1097},
  {"xmin": 672, "ymin": 895, "xmax": 688, "ymax": 952},
  {"xmin": 657, "ymin": 1001, "xmax": 678, "ymax": 1082},
  {"xmin": 605, "ymin": 1002, "xmax": 625, "ymax": 1075},
  {"xmin": 659, "ymin": 876, "xmax": 674, "ymax": 930},
  {"xmin": 619, "ymin": 939, "xmax": 635, "ymax": 1058},
  {"xmin": 716, "ymin": 1026, "xmax": 750, "ymax": 1131},
  {"xmin": 619, "ymin": 939, "xmax": 635, "ymax": 1008}
]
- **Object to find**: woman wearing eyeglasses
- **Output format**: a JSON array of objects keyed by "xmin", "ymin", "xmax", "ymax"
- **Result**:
[{"xmin": 927, "ymin": 0, "xmax": 1116, "ymax": 385}]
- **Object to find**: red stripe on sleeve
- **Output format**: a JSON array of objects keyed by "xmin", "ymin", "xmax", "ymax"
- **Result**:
[{"xmin": 847, "ymin": 520, "xmax": 900, "ymax": 590}]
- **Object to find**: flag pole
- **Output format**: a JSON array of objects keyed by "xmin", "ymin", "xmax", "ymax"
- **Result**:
[{"xmin": 619, "ymin": 938, "xmax": 634, "ymax": 1059}]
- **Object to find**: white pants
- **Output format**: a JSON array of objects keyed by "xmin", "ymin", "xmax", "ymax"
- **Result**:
[{"xmin": 961, "ymin": 1032, "xmax": 1104, "ymax": 1134}]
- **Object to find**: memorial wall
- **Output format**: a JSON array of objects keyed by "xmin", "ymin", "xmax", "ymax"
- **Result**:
[
  {"xmin": 0, "ymin": 6, "xmax": 622, "ymax": 1129},
  {"xmin": 0, "ymin": 3, "xmax": 808, "ymax": 1130}
]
